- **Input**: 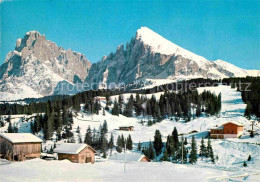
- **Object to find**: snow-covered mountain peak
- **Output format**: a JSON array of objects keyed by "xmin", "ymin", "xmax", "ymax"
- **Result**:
[
  {"xmin": 136, "ymin": 26, "xmax": 180, "ymax": 55},
  {"xmin": 136, "ymin": 27, "xmax": 209, "ymax": 66}
]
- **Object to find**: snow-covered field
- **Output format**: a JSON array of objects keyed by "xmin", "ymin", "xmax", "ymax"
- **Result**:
[
  {"xmin": 1, "ymin": 158, "xmax": 256, "ymax": 182},
  {"xmin": 1, "ymin": 85, "xmax": 260, "ymax": 181}
]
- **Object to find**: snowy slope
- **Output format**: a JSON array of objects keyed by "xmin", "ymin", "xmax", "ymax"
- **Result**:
[
  {"xmin": 136, "ymin": 27, "xmax": 210, "ymax": 68},
  {"xmin": 213, "ymin": 59, "xmax": 249, "ymax": 77}
]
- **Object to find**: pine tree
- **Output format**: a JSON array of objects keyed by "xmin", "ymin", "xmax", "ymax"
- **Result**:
[
  {"xmin": 121, "ymin": 134, "xmax": 125, "ymax": 150},
  {"xmin": 8, "ymin": 122, "xmax": 13, "ymax": 133},
  {"xmin": 250, "ymin": 130, "xmax": 254, "ymax": 138},
  {"xmin": 189, "ymin": 136, "xmax": 197, "ymax": 164},
  {"xmin": 118, "ymin": 94, "xmax": 124, "ymax": 114},
  {"xmin": 116, "ymin": 135, "xmax": 122, "ymax": 153},
  {"xmin": 162, "ymin": 150, "xmax": 169, "ymax": 161},
  {"xmin": 108, "ymin": 133, "xmax": 114, "ymax": 149},
  {"xmin": 153, "ymin": 130, "xmax": 163, "ymax": 156},
  {"xmin": 172, "ymin": 127, "xmax": 179, "ymax": 150},
  {"xmin": 149, "ymin": 140, "xmax": 155, "ymax": 160},
  {"xmin": 112, "ymin": 100, "xmax": 119, "ymax": 116},
  {"xmin": 78, "ymin": 134, "xmax": 82, "ymax": 143},
  {"xmin": 56, "ymin": 110, "xmax": 62, "ymax": 131},
  {"xmin": 126, "ymin": 134, "xmax": 133, "ymax": 150},
  {"xmin": 102, "ymin": 120, "xmax": 108, "ymax": 134},
  {"xmin": 47, "ymin": 111, "xmax": 55, "ymax": 139},
  {"xmin": 103, "ymin": 108, "xmax": 106, "ymax": 116},
  {"xmin": 84, "ymin": 126, "xmax": 92, "ymax": 145},
  {"xmin": 166, "ymin": 135, "xmax": 175, "ymax": 157},
  {"xmin": 49, "ymin": 146, "xmax": 53, "ymax": 154},
  {"xmin": 101, "ymin": 136, "xmax": 108, "ymax": 157},
  {"xmin": 76, "ymin": 126, "xmax": 81, "ymax": 133},
  {"xmin": 244, "ymin": 102, "xmax": 252, "ymax": 120},
  {"xmin": 196, "ymin": 102, "xmax": 201, "ymax": 117},
  {"xmin": 137, "ymin": 141, "xmax": 142, "ymax": 151},
  {"xmin": 62, "ymin": 107, "xmax": 69, "ymax": 125},
  {"xmin": 184, "ymin": 137, "xmax": 188, "ymax": 145},
  {"xmin": 243, "ymin": 161, "xmax": 247, "ymax": 167},
  {"xmin": 248, "ymin": 155, "xmax": 251, "ymax": 161},
  {"xmin": 199, "ymin": 137, "xmax": 207, "ymax": 157},
  {"xmin": 207, "ymin": 138, "xmax": 215, "ymax": 163},
  {"xmin": 35, "ymin": 114, "xmax": 41, "ymax": 133},
  {"xmin": 30, "ymin": 122, "xmax": 34, "ymax": 134}
]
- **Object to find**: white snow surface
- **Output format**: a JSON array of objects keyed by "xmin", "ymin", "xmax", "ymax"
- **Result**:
[
  {"xmin": 0, "ymin": 133, "xmax": 42, "ymax": 143},
  {"xmin": 136, "ymin": 27, "xmax": 210, "ymax": 68},
  {"xmin": 109, "ymin": 152, "xmax": 146, "ymax": 162},
  {"xmin": 54, "ymin": 143, "xmax": 87, "ymax": 154},
  {"xmin": 0, "ymin": 158, "xmax": 252, "ymax": 182}
]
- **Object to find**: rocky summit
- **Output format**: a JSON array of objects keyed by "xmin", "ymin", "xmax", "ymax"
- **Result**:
[{"xmin": 0, "ymin": 31, "xmax": 91, "ymax": 100}]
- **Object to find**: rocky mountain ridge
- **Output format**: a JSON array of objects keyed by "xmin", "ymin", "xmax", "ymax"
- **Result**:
[{"xmin": 0, "ymin": 27, "xmax": 259, "ymax": 100}]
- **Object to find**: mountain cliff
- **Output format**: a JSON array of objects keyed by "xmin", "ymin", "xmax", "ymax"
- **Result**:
[
  {"xmin": 0, "ymin": 31, "xmax": 91, "ymax": 100},
  {"xmin": 84, "ymin": 27, "xmax": 259, "ymax": 89}
]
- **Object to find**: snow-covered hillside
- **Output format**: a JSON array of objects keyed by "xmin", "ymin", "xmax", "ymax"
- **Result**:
[{"xmin": 1, "ymin": 85, "xmax": 260, "ymax": 181}]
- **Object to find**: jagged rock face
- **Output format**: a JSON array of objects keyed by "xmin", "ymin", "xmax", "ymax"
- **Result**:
[
  {"xmin": 0, "ymin": 31, "xmax": 91, "ymax": 100},
  {"xmin": 85, "ymin": 27, "xmax": 259, "ymax": 89}
]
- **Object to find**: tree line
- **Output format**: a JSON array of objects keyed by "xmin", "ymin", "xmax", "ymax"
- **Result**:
[{"xmin": 110, "ymin": 90, "xmax": 221, "ymax": 122}]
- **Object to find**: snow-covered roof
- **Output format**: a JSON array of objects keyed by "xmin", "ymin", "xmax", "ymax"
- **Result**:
[
  {"xmin": 208, "ymin": 126, "xmax": 224, "ymax": 130},
  {"xmin": 222, "ymin": 122, "xmax": 244, "ymax": 127},
  {"xmin": 0, "ymin": 133, "xmax": 43, "ymax": 143},
  {"xmin": 54, "ymin": 143, "xmax": 90, "ymax": 154},
  {"xmin": 109, "ymin": 153, "xmax": 148, "ymax": 162}
]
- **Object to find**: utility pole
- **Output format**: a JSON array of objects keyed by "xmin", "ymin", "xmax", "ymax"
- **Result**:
[
  {"xmin": 182, "ymin": 138, "xmax": 184, "ymax": 164},
  {"xmin": 124, "ymin": 143, "xmax": 126, "ymax": 173},
  {"xmin": 252, "ymin": 120, "xmax": 254, "ymax": 131}
]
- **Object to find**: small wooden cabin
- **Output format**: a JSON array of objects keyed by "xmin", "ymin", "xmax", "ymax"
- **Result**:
[
  {"xmin": 110, "ymin": 153, "xmax": 150, "ymax": 162},
  {"xmin": 0, "ymin": 133, "xmax": 42, "ymax": 161},
  {"xmin": 119, "ymin": 126, "xmax": 134, "ymax": 131},
  {"xmin": 54, "ymin": 143, "xmax": 96, "ymax": 163}
]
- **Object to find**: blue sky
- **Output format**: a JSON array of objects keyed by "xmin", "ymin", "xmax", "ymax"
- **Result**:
[{"xmin": 0, "ymin": 0, "xmax": 259, "ymax": 69}]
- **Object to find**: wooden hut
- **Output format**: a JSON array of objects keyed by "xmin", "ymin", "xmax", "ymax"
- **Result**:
[
  {"xmin": 0, "ymin": 133, "xmax": 42, "ymax": 161},
  {"xmin": 54, "ymin": 143, "xmax": 96, "ymax": 163},
  {"xmin": 119, "ymin": 126, "xmax": 134, "ymax": 131},
  {"xmin": 110, "ymin": 153, "xmax": 150, "ymax": 162}
]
